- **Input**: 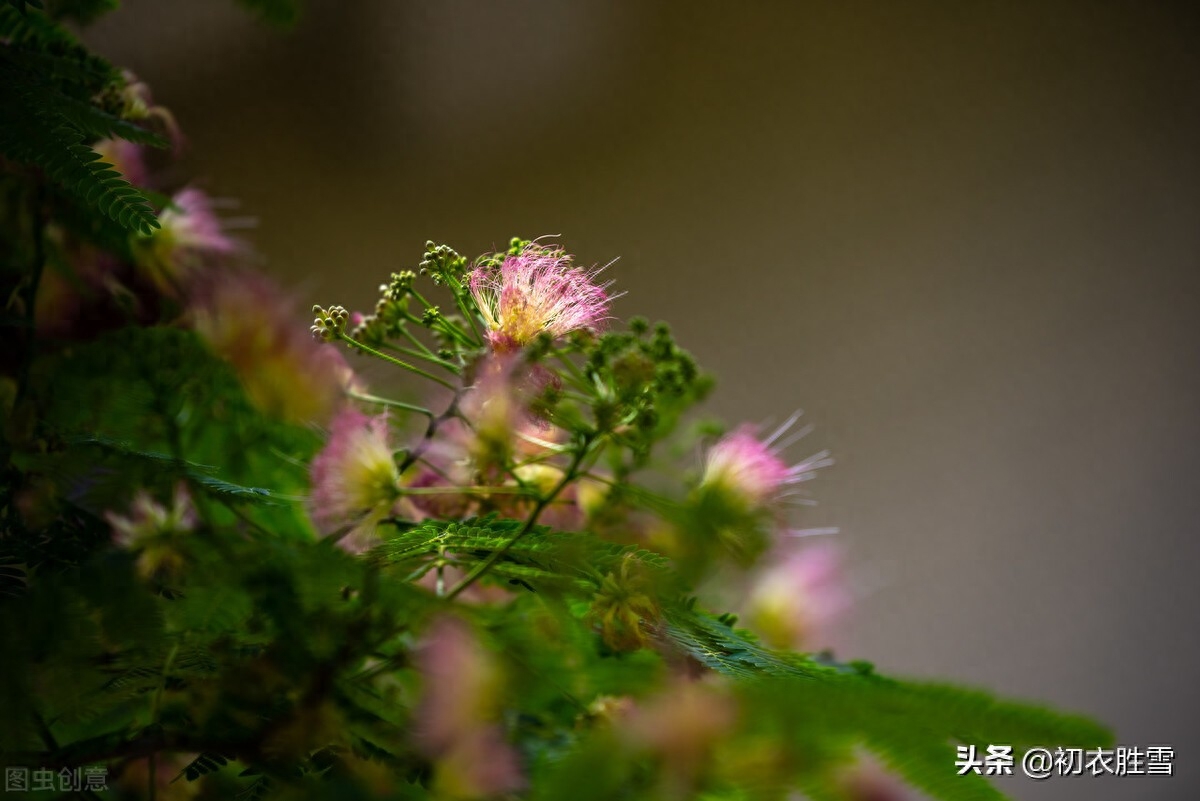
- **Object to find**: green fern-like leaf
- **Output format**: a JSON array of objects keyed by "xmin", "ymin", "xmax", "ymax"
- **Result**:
[
  {"xmin": 740, "ymin": 674, "xmax": 1113, "ymax": 801},
  {"xmin": 372, "ymin": 515, "xmax": 673, "ymax": 596},
  {"xmin": 661, "ymin": 606, "xmax": 840, "ymax": 679},
  {"xmin": 3, "ymin": 1, "xmax": 46, "ymax": 16},
  {"xmin": 1, "ymin": 9, "xmax": 163, "ymax": 233},
  {"xmin": 0, "ymin": 5, "xmax": 116, "ymax": 92},
  {"xmin": 46, "ymin": 87, "xmax": 170, "ymax": 148},
  {"xmin": 177, "ymin": 751, "xmax": 231, "ymax": 782},
  {"xmin": 0, "ymin": 74, "xmax": 160, "ymax": 233}
]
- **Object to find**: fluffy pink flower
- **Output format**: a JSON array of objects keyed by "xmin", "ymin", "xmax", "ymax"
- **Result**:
[
  {"xmin": 309, "ymin": 407, "xmax": 400, "ymax": 552},
  {"xmin": 135, "ymin": 188, "xmax": 238, "ymax": 292},
  {"xmin": 414, "ymin": 616, "xmax": 524, "ymax": 797},
  {"xmin": 93, "ymin": 138, "xmax": 150, "ymax": 188},
  {"xmin": 701, "ymin": 413, "xmax": 832, "ymax": 512},
  {"xmin": 743, "ymin": 541, "xmax": 851, "ymax": 652},
  {"xmin": 106, "ymin": 484, "xmax": 197, "ymax": 578},
  {"xmin": 190, "ymin": 269, "xmax": 354, "ymax": 424},
  {"xmin": 827, "ymin": 756, "xmax": 914, "ymax": 801},
  {"xmin": 622, "ymin": 679, "xmax": 738, "ymax": 791},
  {"xmin": 107, "ymin": 484, "xmax": 197, "ymax": 546},
  {"xmin": 118, "ymin": 70, "xmax": 183, "ymax": 149},
  {"xmin": 456, "ymin": 354, "xmax": 561, "ymax": 471},
  {"xmin": 468, "ymin": 243, "xmax": 613, "ymax": 351}
]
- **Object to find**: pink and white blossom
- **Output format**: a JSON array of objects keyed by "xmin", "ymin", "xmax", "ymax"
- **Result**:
[
  {"xmin": 700, "ymin": 413, "xmax": 832, "ymax": 513},
  {"xmin": 191, "ymin": 269, "xmax": 354, "ymax": 424},
  {"xmin": 106, "ymin": 484, "xmax": 197, "ymax": 579},
  {"xmin": 468, "ymin": 243, "xmax": 613, "ymax": 351},
  {"xmin": 414, "ymin": 616, "xmax": 524, "ymax": 797},
  {"xmin": 93, "ymin": 138, "xmax": 150, "ymax": 188},
  {"xmin": 309, "ymin": 407, "xmax": 400, "ymax": 552},
  {"xmin": 135, "ymin": 188, "xmax": 238, "ymax": 292},
  {"xmin": 743, "ymin": 541, "xmax": 851, "ymax": 652}
]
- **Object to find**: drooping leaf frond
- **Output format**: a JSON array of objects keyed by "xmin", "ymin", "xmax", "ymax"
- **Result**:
[{"xmin": 0, "ymin": 7, "xmax": 164, "ymax": 233}]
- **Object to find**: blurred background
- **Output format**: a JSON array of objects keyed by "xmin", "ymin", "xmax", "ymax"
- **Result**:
[{"xmin": 81, "ymin": 2, "xmax": 1198, "ymax": 799}]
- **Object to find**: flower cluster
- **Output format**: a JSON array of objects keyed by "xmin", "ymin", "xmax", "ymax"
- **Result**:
[
  {"xmin": 35, "ymin": 81, "xmax": 351, "ymax": 430},
  {"xmin": 191, "ymin": 270, "xmax": 354, "ymax": 425},
  {"xmin": 8, "ymin": 17, "xmax": 1113, "ymax": 801}
]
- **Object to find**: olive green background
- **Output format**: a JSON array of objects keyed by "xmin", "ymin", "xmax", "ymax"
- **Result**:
[{"xmin": 83, "ymin": 3, "xmax": 1199, "ymax": 799}]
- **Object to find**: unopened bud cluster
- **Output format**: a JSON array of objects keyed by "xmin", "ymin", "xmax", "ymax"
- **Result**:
[
  {"xmin": 347, "ymin": 272, "xmax": 416, "ymax": 346},
  {"xmin": 417, "ymin": 241, "xmax": 468, "ymax": 287},
  {"xmin": 311, "ymin": 305, "xmax": 350, "ymax": 341}
]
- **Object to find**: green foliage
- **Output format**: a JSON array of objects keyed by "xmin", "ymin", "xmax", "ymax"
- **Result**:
[
  {"xmin": 371, "ymin": 515, "xmax": 673, "ymax": 597},
  {"xmin": 739, "ymin": 676, "xmax": 1112, "ymax": 801},
  {"xmin": 179, "ymin": 750, "xmax": 231, "ymax": 781},
  {"xmin": 0, "ymin": 2, "xmax": 1114, "ymax": 795},
  {"xmin": 0, "ymin": 5, "xmax": 163, "ymax": 234},
  {"xmin": 27, "ymin": 327, "xmax": 319, "ymax": 535},
  {"xmin": 0, "ymin": 240, "xmax": 1116, "ymax": 800},
  {"xmin": 663, "ymin": 606, "xmax": 836, "ymax": 679},
  {"xmin": 236, "ymin": 0, "xmax": 303, "ymax": 28},
  {"xmin": 45, "ymin": 0, "xmax": 120, "ymax": 25}
]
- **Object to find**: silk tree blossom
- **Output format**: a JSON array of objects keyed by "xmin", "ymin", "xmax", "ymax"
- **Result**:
[
  {"xmin": 118, "ymin": 70, "xmax": 183, "ymax": 148},
  {"xmin": 458, "ymin": 355, "xmax": 531, "ymax": 473},
  {"xmin": 743, "ymin": 541, "xmax": 851, "ymax": 652},
  {"xmin": 134, "ymin": 188, "xmax": 238, "ymax": 293},
  {"xmin": 414, "ymin": 616, "xmax": 524, "ymax": 798},
  {"xmin": 309, "ymin": 408, "xmax": 401, "ymax": 553},
  {"xmin": 106, "ymin": 483, "xmax": 197, "ymax": 579},
  {"xmin": 468, "ymin": 243, "xmax": 613, "ymax": 351},
  {"xmin": 622, "ymin": 679, "xmax": 738, "ymax": 793},
  {"xmin": 837, "ymin": 758, "xmax": 914, "ymax": 801},
  {"xmin": 452, "ymin": 353, "xmax": 563, "ymax": 473},
  {"xmin": 191, "ymin": 269, "xmax": 355, "ymax": 425},
  {"xmin": 93, "ymin": 138, "xmax": 150, "ymax": 188},
  {"xmin": 700, "ymin": 413, "xmax": 832, "ymax": 514}
]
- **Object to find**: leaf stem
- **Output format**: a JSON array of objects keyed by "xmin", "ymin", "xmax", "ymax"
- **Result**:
[
  {"xmin": 348, "ymin": 390, "xmax": 434, "ymax": 418},
  {"xmin": 147, "ymin": 642, "xmax": 179, "ymax": 801},
  {"xmin": 337, "ymin": 333, "xmax": 457, "ymax": 390},
  {"xmin": 445, "ymin": 434, "xmax": 593, "ymax": 599},
  {"xmin": 380, "ymin": 341, "xmax": 460, "ymax": 373}
]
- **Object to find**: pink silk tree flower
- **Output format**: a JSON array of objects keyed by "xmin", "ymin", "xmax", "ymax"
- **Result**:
[
  {"xmin": 453, "ymin": 353, "xmax": 563, "ymax": 478},
  {"xmin": 134, "ymin": 188, "xmax": 238, "ymax": 294},
  {"xmin": 468, "ymin": 243, "xmax": 613, "ymax": 351},
  {"xmin": 309, "ymin": 407, "xmax": 400, "ymax": 553},
  {"xmin": 622, "ymin": 679, "xmax": 738, "ymax": 793},
  {"xmin": 106, "ymin": 483, "xmax": 197, "ymax": 579},
  {"xmin": 700, "ymin": 413, "xmax": 832, "ymax": 514},
  {"xmin": 190, "ymin": 269, "xmax": 352, "ymax": 425},
  {"xmin": 107, "ymin": 484, "xmax": 197, "ymax": 546},
  {"xmin": 92, "ymin": 138, "xmax": 150, "ymax": 188},
  {"xmin": 414, "ymin": 616, "xmax": 524, "ymax": 797},
  {"xmin": 458, "ymin": 354, "xmax": 530, "ymax": 472},
  {"xmin": 743, "ymin": 540, "xmax": 851, "ymax": 652},
  {"xmin": 117, "ymin": 70, "xmax": 184, "ymax": 149},
  {"xmin": 839, "ymin": 760, "xmax": 915, "ymax": 801},
  {"xmin": 432, "ymin": 726, "xmax": 524, "ymax": 799}
]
